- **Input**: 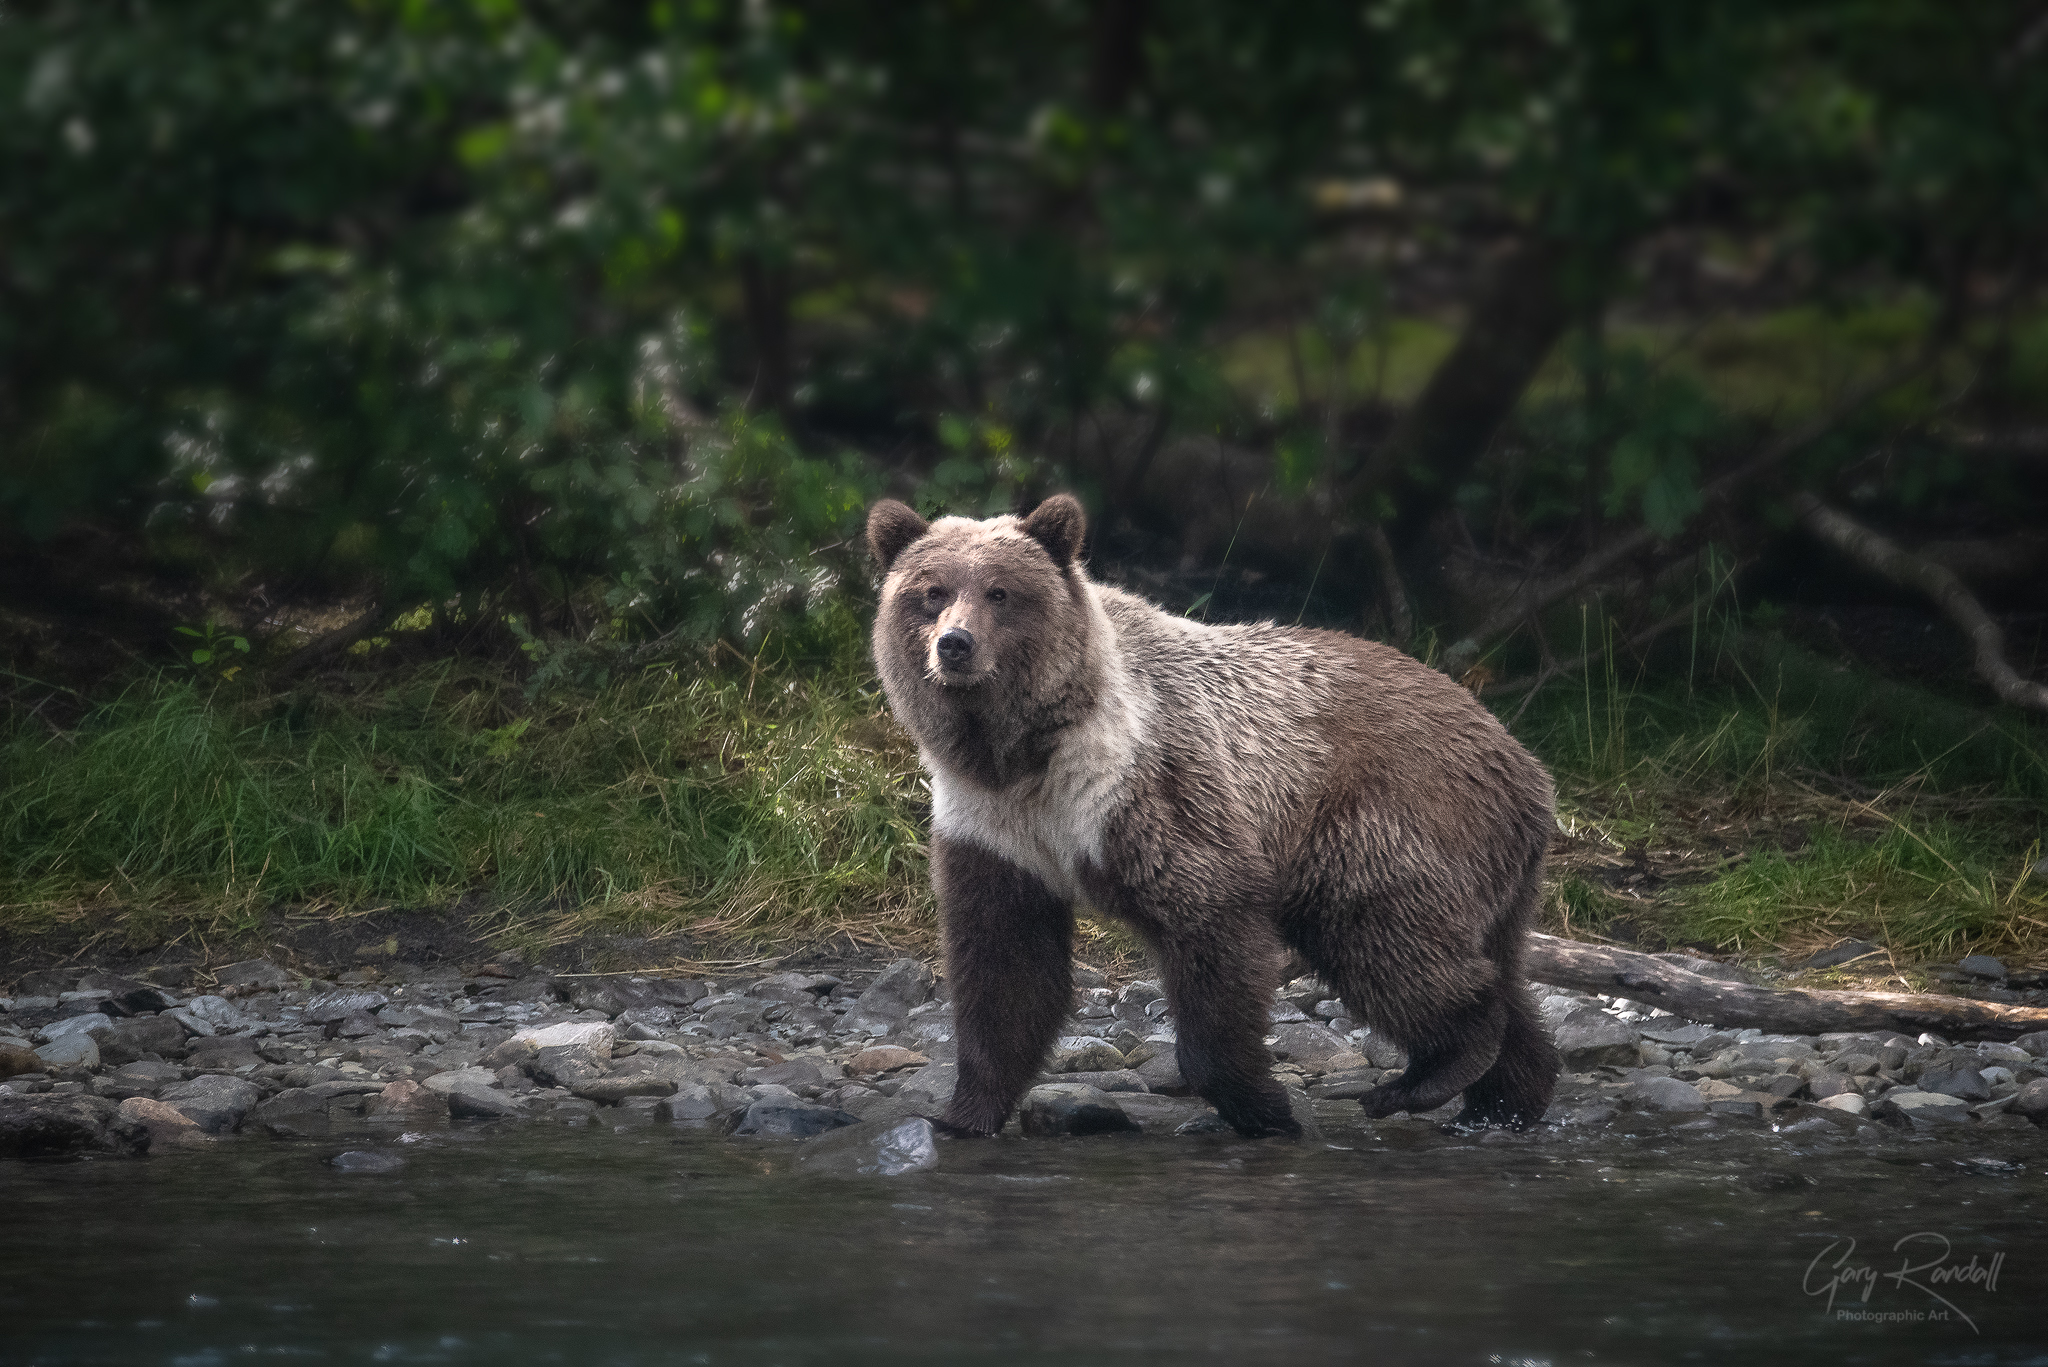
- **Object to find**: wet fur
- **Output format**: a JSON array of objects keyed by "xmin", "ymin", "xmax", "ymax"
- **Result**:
[{"xmin": 869, "ymin": 495, "xmax": 1560, "ymax": 1138}]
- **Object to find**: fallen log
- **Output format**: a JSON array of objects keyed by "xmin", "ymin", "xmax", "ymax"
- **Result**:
[{"xmin": 1525, "ymin": 933, "xmax": 2048, "ymax": 1043}]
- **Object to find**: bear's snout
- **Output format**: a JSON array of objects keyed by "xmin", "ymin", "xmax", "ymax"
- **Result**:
[{"xmin": 934, "ymin": 626, "xmax": 976, "ymax": 671}]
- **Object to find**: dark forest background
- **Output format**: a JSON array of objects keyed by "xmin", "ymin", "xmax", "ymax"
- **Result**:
[{"xmin": 3, "ymin": 0, "xmax": 2046, "ymax": 970}]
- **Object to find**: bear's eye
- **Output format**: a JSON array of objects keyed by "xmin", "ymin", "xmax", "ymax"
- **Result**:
[
  {"xmin": 923, "ymin": 586, "xmax": 946, "ymax": 605},
  {"xmin": 987, "ymin": 587, "xmax": 1006, "ymax": 604}
]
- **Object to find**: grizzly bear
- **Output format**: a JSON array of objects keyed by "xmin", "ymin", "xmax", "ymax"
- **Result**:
[{"xmin": 867, "ymin": 493, "xmax": 1559, "ymax": 1138}]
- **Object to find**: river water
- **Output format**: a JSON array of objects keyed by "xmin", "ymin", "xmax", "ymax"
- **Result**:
[{"xmin": 3, "ymin": 1113, "xmax": 2043, "ymax": 1366}]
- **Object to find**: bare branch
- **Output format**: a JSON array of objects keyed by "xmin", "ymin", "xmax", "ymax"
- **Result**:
[
  {"xmin": 1527, "ymin": 934, "xmax": 2048, "ymax": 1041},
  {"xmin": 271, "ymin": 603, "xmax": 387, "ymax": 680},
  {"xmin": 1438, "ymin": 347, "xmax": 1945, "ymax": 679},
  {"xmin": 1792, "ymin": 493, "xmax": 2048, "ymax": 715},
  {"xmin": 1362, "ymin": 523, "xmax": 1413, "ymax": 647}
]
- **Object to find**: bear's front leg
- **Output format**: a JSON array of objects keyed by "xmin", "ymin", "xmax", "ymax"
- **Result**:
[
  {"xmin": 930, "ymin": 834, "xmax": 1075, "ymax": 1137},
  {"xmin": 1158, "ymin": 922, "xmax": 1301, "ymax": 1139}
]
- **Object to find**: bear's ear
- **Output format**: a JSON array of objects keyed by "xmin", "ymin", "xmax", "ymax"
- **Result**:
[
  {"xmin": 1021, "ymin": 494, "xmax": 1085, "ymax": 569},
  {"xmin": 867, "ymin": 499, "xmax": 930, "ymax": 572}
]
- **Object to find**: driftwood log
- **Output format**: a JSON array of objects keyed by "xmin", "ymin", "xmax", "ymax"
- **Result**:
[{"xmin": 1526, "ymin": 933, "xmax": 2048, "ymax": 1043}]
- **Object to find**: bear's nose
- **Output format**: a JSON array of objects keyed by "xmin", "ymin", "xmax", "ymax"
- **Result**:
[{"xmin": 935, "ymin": 627, "xmax": 975, "ymax": 667}]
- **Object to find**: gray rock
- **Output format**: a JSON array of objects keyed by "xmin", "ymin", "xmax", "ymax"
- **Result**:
[
  {"xmin": 1049, "ymin": 1040, "xmax": 1126, "ymax": 1073},
  {"xmin": 215, "ymin": 960, "xmax": 294, "ymax": 992},
  {"xmin": 441, "ymin": 1076, "xmax": 527, "ymax": 1119},
  {"xmin": 34, "ymin": 1033, "xmax": 100, "ymax": 1071},
  {"xmin": 1267, "ymin": 1021, "xmax": 1350, "ymax": 1065},
  {"xmin": 1918, "ymin": 1065, "xmax": 1993, "ymax": 1102},
  {"xmin": 1808, "ymin": 1072, "xmax": 1859, "ymax": 1100},
  {"xmin": 1111, "ymin": 1092, "xmax": 1210, "ymax": 1133},
  {"xmin": 158, "ymin": 1075, "xmax": 262, "ymax": 1134},
  {"xmin": 0, "ymin": 1094, "xmax": 149, "ymax": 1157},
  {"xmin": 249, "ymin": 1088, "xmax": 332, "ymax": 1131},
  {"xmin": 98, "ymin": 1014, "xmax": 189, "ymax": 1066},
  {"xmin": 1552, "ymin": 1010, "xmax": 1641, "ymax": 1069},
  {"xmin": 1874, "ymin": 1090, "xmax": 1972, "ymax": 1126},
  {"xmin": 39, "ymin": 1012, "xmax": 117, "ymax": 1043},
  {"xmin": 659, "ymin": 1083, "xmax": 738, "ymax": 1123},
  {"xmin": 1133, "ymin": 1050, "xmax": 1190, "ymax": 1095},
  {"xmin": 182, "ymin": 995, "xmax": 250, "ymax": 1031},
  {"xmin": 1354, "ymin": 1031, "xmax": 1409, "ymax": 1070},
  {"xmin": 1020, "ymin": 1084, "xmax": 1139, "ymax": 1138},
  {"xmin": 524, "ymin": 1044, "xmax": 610, "ymax": 1093},
  {"xmin": 841, "ymin": 959, "xmax": 935, "ymax": 1036},
  {"xmin": 301, "ymin": 990, "xmax": 387, "ymax": 1025},
  {"xmin": 747, "ymin": 972, "xmax": 831, "ymax": 1005},
  {"xmin": 1307, "ymin": 1068, "xmax": 1385, "ymax": 1100},
  {"xmin": 2009, "ymin": 1078, "xmax": 2048, "ymax": 1121},
  {"xmin": 1958, "ymin": 955, "xmax": 2007, "ymax": 982},
  {"xmin": 798, "ymin": 1116, "xmax": 940, "ymax": 1176},
  {"xmin": 896, "ymin": 1062, "xmax": 958, "ymax": 1104},
  {"xmin": 1637, "ymin": 1021, "xmax": 1715, "ymax": 1048},
  {"xmin": 164, "ymin": 1008, "xmax": 216, "ymax": 1038},
  {"xmin": 568, "ymin": 974, "xmax": 708, "ymax": 1017},
  {"xmin": 730, "ymin": 1097, "xmax": 859, "ymax": 1139},
  {"xmin": 571, "ymin": 1055, "xmax": 680, "ymax": 1105},
  {"xmin": 1042, "ymin": 1069, "xmax": 1148, "ymax": 1094},
  {"xmin": 2011, "ymin": 1032, "xmax": 2048, "ymax": 1059},
  {"xmin": 329, "ymin": 1150, "xmax": 406, "ymax": 1173},
  {"xmin": 1817, "ymin": 1093, "xmax": 1868, "ymax": 1116},
  {"xmin": 1623, "ymin": 1075, "xmax": 1708, "ymax": 1112},
  {"xmin": 183, "ymin": 1037, "xmax": 260, "ymax": 1071}
]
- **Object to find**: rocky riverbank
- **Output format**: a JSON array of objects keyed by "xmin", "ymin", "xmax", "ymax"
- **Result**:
[{"xmin": 4, "ymin": 949, "xmax": 2046, "ymax": 1167}]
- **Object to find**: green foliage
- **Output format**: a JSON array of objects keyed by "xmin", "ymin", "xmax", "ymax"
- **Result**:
[
  {"xmin": 0, "ymin": 639, "xmax": 929, "ymax": 941},
  {"xmin": 8, "ymin": 0, "xmax": 2042, "ymax": 643}
]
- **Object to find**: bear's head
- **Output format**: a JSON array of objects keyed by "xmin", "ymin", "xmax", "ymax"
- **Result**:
[{"xmin": 866, "ymin": 494, "xmax": 1096, "ymax": 776}]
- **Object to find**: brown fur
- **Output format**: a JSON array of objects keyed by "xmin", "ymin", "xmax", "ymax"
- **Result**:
[{"xmin": 868, "ymin": 494, "xmax": 1560, "ymax": 1138}]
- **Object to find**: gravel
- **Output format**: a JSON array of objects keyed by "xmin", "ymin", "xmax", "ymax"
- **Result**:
[{"xmin": 4, "ymin": 949, "xmax": 2043, "ymax": 1169}]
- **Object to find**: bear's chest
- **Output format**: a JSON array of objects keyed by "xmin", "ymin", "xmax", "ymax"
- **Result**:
[{"xmin": 925, "ymin": 744, "xmax": 1131, "ymax": 903}]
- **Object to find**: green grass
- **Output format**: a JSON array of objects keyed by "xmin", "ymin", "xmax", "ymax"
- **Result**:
[
  {"xmin": 1507, "ymin": 629, "xmax": 2048, "ymax": 966},
  {"xmin": 5, "ymin": 605, "xmax": 2044, "ymax": 971},
  {"xmin": 0, "ymin": 609, "xmax": 933, "ymax": 955}
]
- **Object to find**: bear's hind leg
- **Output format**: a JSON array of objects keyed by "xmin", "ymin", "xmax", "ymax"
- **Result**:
[
  {"xmin": 1354, "ymin": 996, "xmax": 1506, "ymax": 1120},
  {"xmin": 932, "ymin": 836, "xmax": 1075, "ymax": 1137},
  {"xmin": 1452, "ymin": 987, "xmax": 1558, "ymax": 1130},
  {"xmin": 1159, "ymin": 928, "xmax": 1300, "ymax": 1139}
]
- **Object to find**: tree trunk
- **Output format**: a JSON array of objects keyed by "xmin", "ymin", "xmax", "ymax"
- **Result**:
[
  {"xmin": 1360, "ymin": 236, "xmax": 1575, "ymax": 547},
  {"xmin": 739, "ymin": 255, "xmax": 792, "ymax": 416},
  {"xmin": 1526, "ymin": 934, "xmax": 2048, "ymax": 1042}
]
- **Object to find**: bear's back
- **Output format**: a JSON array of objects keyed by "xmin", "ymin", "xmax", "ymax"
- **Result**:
[{"xmin": 1097, "ymin": 586, "xmax": 1552, "ymax": 870}]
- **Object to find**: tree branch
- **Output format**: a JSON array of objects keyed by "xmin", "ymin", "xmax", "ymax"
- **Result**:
[
  {"xmin": 1527, "ymin": 934, "xmax": 2048, "ymax": 1042},
  {"xmin": 271, "ymin": 603, "xmax": 387, "ymax": 680},
  {"xmin": 1437, "ymin": 347, "xmax": 1945, "ymax": 679},
  {"xmin": 1792, "ymin": 492, "xmax": 2048, "ymax": 715}
]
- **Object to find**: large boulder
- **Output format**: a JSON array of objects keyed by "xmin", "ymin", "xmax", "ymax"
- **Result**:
[
  {"xmin": 118, "ymin": 1097, "xmax": 211, "ymax": 1148},
  {"xmin": 1020, "ymin": 1084, "xmax": 1139, "ymax": 1137},
  {"xmin": 158, "ymin": 1075, "xmax": 262, "ymax": 1134},
  {"xmin": 1873, "ymin": 1090, "xmax": 1972, "ymax": 1127},
  {"xmin": 0, "ymin": 1094, "xmax": 150, "ymax": 1157}
]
